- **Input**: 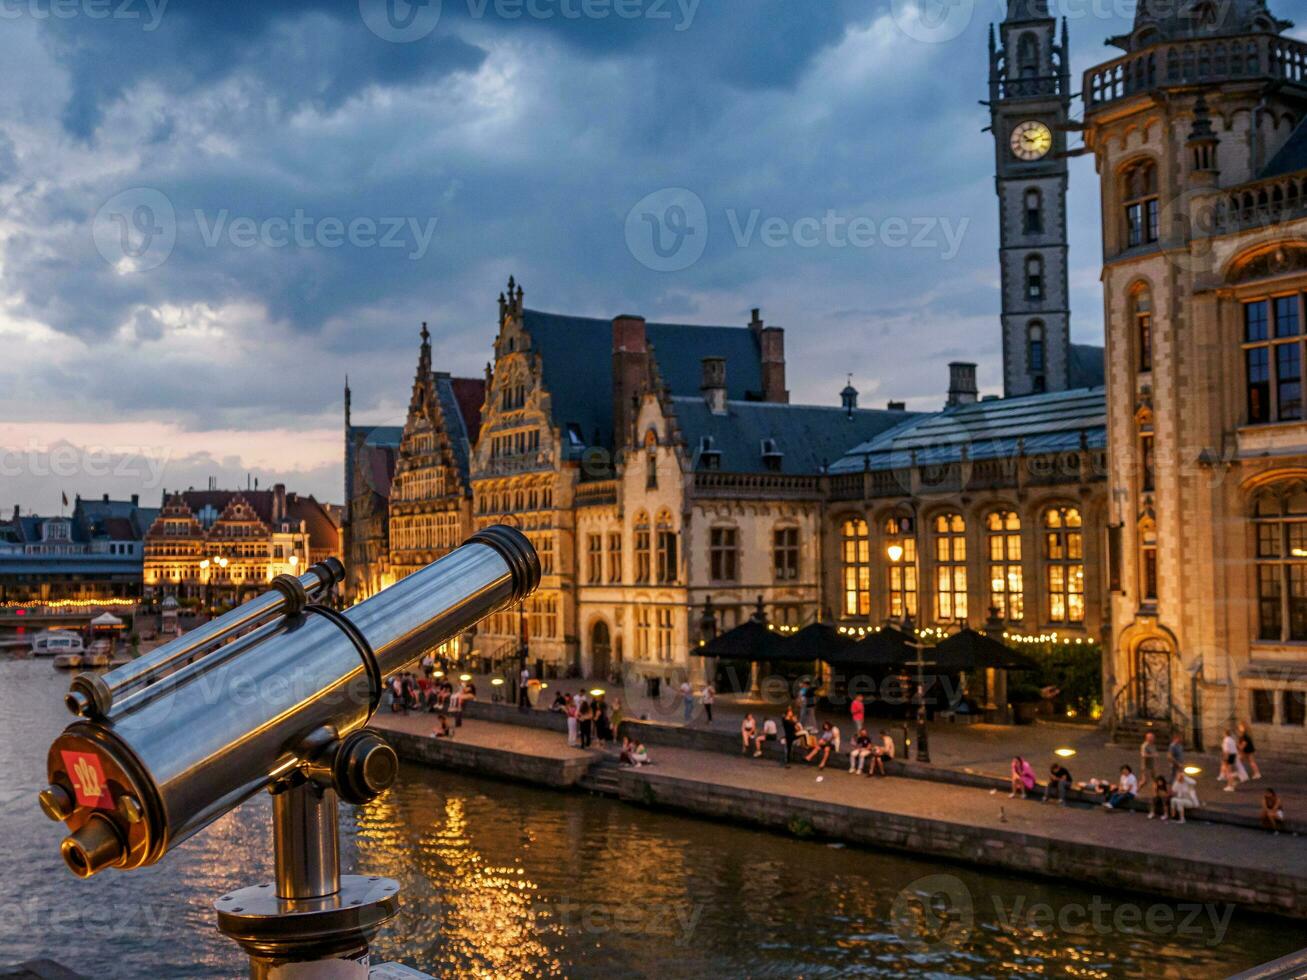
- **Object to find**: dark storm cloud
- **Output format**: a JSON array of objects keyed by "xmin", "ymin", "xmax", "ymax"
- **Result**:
[{"xmin": 0, "ymin": 0, "xmax": 1147, "ymax": 509}]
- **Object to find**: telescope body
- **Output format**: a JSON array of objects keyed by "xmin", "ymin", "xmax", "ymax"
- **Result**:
[{"xmin": 45, "ymin": 526, "xmax": 539, "ymax": 878}]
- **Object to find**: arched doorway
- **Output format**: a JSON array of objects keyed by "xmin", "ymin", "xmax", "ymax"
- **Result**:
[
  {"xmin": 1135, "ymin": 638, "xmax": 1172, "ymax": 720},
  {"xmin": 591, "ymin": 620, "xmax": 612, "ymax": 680}
]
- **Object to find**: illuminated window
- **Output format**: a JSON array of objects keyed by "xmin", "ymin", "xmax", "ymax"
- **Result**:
[
  {"xmin": 1122, "ymin": 160, "xmax": 1159, "ymax": 248},
  {"xmin": 1254, "ymin": 487, "xmax": 1307, "ymax": 642},
  {"xmin": 710, "ymin": 527, "xmax": 739, "ymax": 582},
  {"xmin": 773, "ymin": 526, "xmax": 800, "ymax": 582},
  {"xmin": 635, "ymin": 607, "xmax": 652, "ymax": 660},
  {"xmin": 885, "ymin": 517, "xmax": 917, "ymax": 619},
  {"xmin": 987, "ymin": 510, "xmax": 1023, "ymax": 620},
  {"xmin": 934, "ymin": 513, "xmax": 967, "ymax": 621},
  {"xmin": 656, "ymin": 607, "xmax": 674, "ymax": 661},
  {"xmin": 1044, "ymin": 506, "xmax": 1084, "ymax": 623},
  {"xmin": 841, "ymin": 518, "xmax": 871, "ymax": 617}
]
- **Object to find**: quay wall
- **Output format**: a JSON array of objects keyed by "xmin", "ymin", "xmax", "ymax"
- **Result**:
[{"xmin": 378, "ymin": 727, "xmax": 591, "ymax": 789}]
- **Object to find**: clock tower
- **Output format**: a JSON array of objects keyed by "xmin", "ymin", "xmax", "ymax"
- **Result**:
[{"xmin": 988, "ymin": 0, "xmax": 1072, "ymax": 396}]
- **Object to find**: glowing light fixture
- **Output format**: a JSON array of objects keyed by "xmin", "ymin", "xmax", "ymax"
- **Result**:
[{"xmin": 1054, "ymin": 747, "xmax": 1076, "ymax": 758}]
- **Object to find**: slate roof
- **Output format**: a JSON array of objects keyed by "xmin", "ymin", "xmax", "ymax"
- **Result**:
[
  {"xmin": 1261, "ymin": 117, "xmax": 1307, "ymax": 180},
  {"xmin": 672, "ymin": 397, "xmax": 917, "ymax": 476},
  {"xmin": 521, "ymin": 309, "xmax": 766, "ymax": 452},
  {"xmin": 433, "ymin": 374, "xmax": 481, "ymax": 488},
  {"xmin": 1068, "ymin": 344, "xmax": 1105, "ymax": 389},
  {"xmin": 829, "ymin": 386, "xmax": 1106, "ymax": 474}
]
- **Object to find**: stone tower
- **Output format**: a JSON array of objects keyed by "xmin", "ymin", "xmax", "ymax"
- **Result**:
[{"xmin": 989, "ymin": 0, "xmax": 1073, "ymax": 396}]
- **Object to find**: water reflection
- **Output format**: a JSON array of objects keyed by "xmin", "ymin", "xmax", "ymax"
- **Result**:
[{"xmin": 1, "ymin": 660, "xmax": 1303, "ymax": 979}]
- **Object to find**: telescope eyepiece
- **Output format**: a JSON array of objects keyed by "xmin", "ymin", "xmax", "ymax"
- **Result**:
[
  {"xmin": 61, "ymin": 814, "xmax": 126, "ymax": 879},
  {"xmin": 333, "ymin": 731, "xmax": 399, "ymax": 806}
]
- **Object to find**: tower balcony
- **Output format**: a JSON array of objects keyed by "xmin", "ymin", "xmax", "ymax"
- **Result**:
[
  {"xmin": 995, "ymin": 73, "xmax": 1067, "ymax": 101},
  {"xmin": 1084, "ymin": 34, "xmax": 1307, "ymax": 113}
]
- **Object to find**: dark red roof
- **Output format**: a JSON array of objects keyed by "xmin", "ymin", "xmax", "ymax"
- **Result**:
[{"xmin": 450, "ymin": 377, "xmax": 485, "ymax": 444}]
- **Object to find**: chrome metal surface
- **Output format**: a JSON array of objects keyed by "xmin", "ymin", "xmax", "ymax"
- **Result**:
[
  {"xmin": 273, "ymin": 782, "xmax": 340, "ymax": 900},
  {"xmin": 47, "ymin": 527, "xmax": 540, "ymax": 872},
  {"xmin": 67, "ymin": 562, "xmax": 342, "ymax": 719}
]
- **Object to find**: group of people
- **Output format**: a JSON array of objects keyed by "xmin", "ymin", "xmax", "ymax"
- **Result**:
[
  {"xmin": 387, "ymin": 671, "xmax": 475, "ymax": 719},
  {"xmin": 1004, "ymin": 721, "xmax": 1287, "ymax": 832},
  {"xmin": 550, "ymin": 690, "xmax": 622, "ymax": 749},
  {"xmin": 737, "ymin": 710, "xmax": 897, "ymax": 773}
]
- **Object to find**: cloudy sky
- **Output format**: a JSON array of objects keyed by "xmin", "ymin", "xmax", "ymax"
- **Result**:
[{"xmin": 2, "ymin": 0, "xmax": 1297, "ymax": 513}]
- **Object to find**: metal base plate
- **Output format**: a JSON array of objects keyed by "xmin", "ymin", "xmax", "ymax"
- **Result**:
[{"xmin": 215, "ymin": 875, "xmax": 400, "ymax": 960}]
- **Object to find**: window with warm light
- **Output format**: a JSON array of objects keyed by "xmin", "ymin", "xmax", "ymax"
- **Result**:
[
  {"xmin": 841, "ymin": 518, "xmax": 871, "ymax": 617},
  {"xmin": 1044, "ymin": 506, "xmax": 1084, "ymax": 623},
  {"xmin": 885, "ymin": 517, "xmax": 917, "ymax": 619},
  {"xmin": 934, "ymin": 513, "xmax": 967, "ymax": 621},
  {"xmin": 586, "ymin": 534, "xmax": 603, "ymax": 584},
  {"xmin": 1132, "ymin": 287, "xmax": 1153, "ymax": 372},
  {"xmin": 655, "ymin": 512, "xmax": 677, "ymax": 584},
  {"xmin": 607, "ymin": 531, "xmax": 623, "ymax": 584},
  {"xmin": 1254, "ymin": 486, "xmax": 1307, "ymax": 642},
  {"xmin": 987, "ymin": 510, "xmax": 1023, "ymax": 620}
]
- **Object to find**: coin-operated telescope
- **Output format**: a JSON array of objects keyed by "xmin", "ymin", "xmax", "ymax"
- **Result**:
[{"xmin": 40, "ymin": 526, "xmax": 539, "ymax": 978}]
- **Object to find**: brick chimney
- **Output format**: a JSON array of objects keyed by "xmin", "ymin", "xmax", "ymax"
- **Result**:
[
  {"xmin": 701, "ymin": 357, "xmax": 727, "ymax": 414},
  {"xmin": 612, "ymin": 315, "xmax": 648, "ymax": 449},
  {"xmin": 750, "ymin": 308, "xmax": 788, "ymax": 403},
  {"xmin": 946, "ymin": 362, "xmax": 979, "ymax": 407}
]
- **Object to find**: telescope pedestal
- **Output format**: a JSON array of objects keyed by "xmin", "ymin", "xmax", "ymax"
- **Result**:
[{"xmin": 215, "ymin": 781, "xmax": 400, "ymax": 979}]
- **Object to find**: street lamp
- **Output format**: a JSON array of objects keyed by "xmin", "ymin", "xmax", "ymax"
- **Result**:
[{"xmin": 889, "ymin": 537, "xmax": 928, "ymax": 764}]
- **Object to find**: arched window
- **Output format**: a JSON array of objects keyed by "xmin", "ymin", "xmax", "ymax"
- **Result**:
[
  {"xmin": 840, "ymin": 518, "xmax": 871, "ymax": 617},
  {"xmin": 633, "ymin": 512, "xmax": 651, "ymax": 584},
  {"xmin": 1028, "ymin": 321, "xmax": 1046, "ymax": 374},
  {"xmin": 1044, "ymin": 506, "xmax": 1085, "ymax": 623},
  {"xmin": 1253, "ymin": 485, "xmax": 1307, "ymax": 642},
  {"xmin": 1025, "ymin": 254, "xmax": 1044, "ymax": 300},
  {"xmin": 884, "ymin": 516, "xmax": 917, "ymax": 619},
  {"xmin": 655, "ymin": 510, "xmax": 677, "ymax": 584},
  {"xmin": 987, "ymin": 510, "xmax": 1023, "ymax": 620},
  {"xmin": 1132, "ymin": 286, "xmax": 1153, "ymax": 372},
  {"xmin": 1017, "ymin": 32, "xmax": 1039, "ymax": 78},
  {"xmin": 933, "ymin": 513, "xmax": 967, "ymax": 621},
  {"xmin": 1243, "ymin": 295, "xmax": 1305, "ymax": 425},
  {"xmin": 644, "ymin": 429, "xmax": 659, "ymax": 490},
  {"xmin": 1023, "ymin": 188, "xmax": 1043, "ymax": 235},
  {"xmin": 773, "ymin": 524, "xmax": 800, "ymax": 582},
  {"xmin": 1122, "ymin": 160, "xmax": 1159, "ymax": 248}
]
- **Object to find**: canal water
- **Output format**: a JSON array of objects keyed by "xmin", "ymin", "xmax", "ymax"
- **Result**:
[{"xmin": 2, "ymin": 658, "xmax": 1303, "ymax": 979}]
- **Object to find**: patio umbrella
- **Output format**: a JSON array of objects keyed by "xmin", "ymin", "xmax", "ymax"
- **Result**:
[
  {"xmin": 785, "ymin": 621, "xmax": 852, "ymax": 662},
  {"xmin": 922, "ymin": 628, "xmax": 1041, "ymax": 671},
  {"xmin": 692, "ymin": 619, "xmax": 794, "ymax": 662},
  {"xmin": 824, "ymin": 625, "xmax": 917, "ymax": 671}
]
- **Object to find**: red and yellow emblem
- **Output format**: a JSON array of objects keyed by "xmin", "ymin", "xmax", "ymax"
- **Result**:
[{"xmin": 60, "ymin": 750, "xmax": 114, "ymax": 809}]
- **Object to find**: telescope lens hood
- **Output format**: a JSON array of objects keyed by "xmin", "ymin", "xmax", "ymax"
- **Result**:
[{"xmin": 468, "ymin": 525, "xmax": 541, "ymax": 601}]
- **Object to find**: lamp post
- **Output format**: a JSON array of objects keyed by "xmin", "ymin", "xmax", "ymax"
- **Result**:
[
  {"xmin": 199, "ymin": 559, "xmax": 210, "ymax": 618},
  {"xmin": 887, "ymin": 540, "xmax": 929, "ymax": 763}
]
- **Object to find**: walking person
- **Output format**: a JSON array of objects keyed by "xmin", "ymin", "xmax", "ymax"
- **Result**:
[
  {"xmin": 850, "ymin": 693, "xmax": 866, "ymax": 731},
  {"xmin": 701, "ymin": 682, "xmax": 716, "ymax": 724},
  {"xmin": 1167, "ymin": 732, "xmax": 1185, "ymax": 780},
  {"xmin": 680, "ymin": 679, "xmax": 694, "ymax": 724},
  {"xmin": 1221, "ymin": 729, "xmax": 1246, "ymax": 792},
  {"xmin": 1139, "ymin": 731, "xmax": 1158, "ymax": 785},
  {"xmin": 799, "ymin": 679, "xmax": 817, "ymax": 731},
  {"xmin": 1237, "ymin": 722, "xmax": 1262, "ymax": 780},
  {"xmin": 518, "ymin": 664, "xmax": 531, "ymax": 711}
]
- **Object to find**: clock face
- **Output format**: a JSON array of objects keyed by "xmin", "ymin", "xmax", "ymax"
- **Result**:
[{"xmin": 1010, "ymin": 120, "xmax": 1053, "ymax": 161}]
